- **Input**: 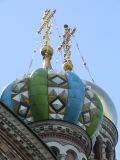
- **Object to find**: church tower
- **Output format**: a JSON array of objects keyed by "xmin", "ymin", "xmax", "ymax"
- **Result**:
[{"xmin": 0, "ymin": 9, "xmax": 118, "ymax": 160}]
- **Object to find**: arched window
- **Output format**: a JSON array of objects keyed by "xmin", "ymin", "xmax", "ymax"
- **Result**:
[
  {"xmin": 50, "ymin": 146, "xmax": 60, "ymax": 157},
  {"xmin": 65, "ymin": 150, "xmax": 77, "ymax": 160}
]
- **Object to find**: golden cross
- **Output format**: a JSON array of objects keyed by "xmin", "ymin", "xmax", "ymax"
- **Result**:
[
  {"xmin": 58, "ymin": 24, "xmax": 76, "ymax": 62},
  {"xmin": 38, "ymin": 9, "xmax": 56, "ymax": 46}
]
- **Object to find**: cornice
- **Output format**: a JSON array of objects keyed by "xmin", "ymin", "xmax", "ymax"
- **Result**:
[
  {"xmin": 0, "ymin": 102, "xmax": 57, "ymax": 160},
  {"xmin": 29, "ymin": 120, "xmax": 92, "ymax": 157}
]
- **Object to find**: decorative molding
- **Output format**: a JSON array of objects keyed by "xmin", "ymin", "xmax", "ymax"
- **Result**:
[
  {"xmin": 29, "ymin": 120, "xmax": 92, "ymax": 157},
  {"xmin": 101, "ymin": 116, "xmax": 118, "ymax": 146},
  {"xmin": 0, "ymin": 102, "xmax": 56, "ymax": 160}
]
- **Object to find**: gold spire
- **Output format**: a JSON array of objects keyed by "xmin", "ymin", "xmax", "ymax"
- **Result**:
[
  {"xmin": 38, "ymin": 9, "xmax": 56, "ymax": 69},
  {"xmin": 58, "ymin": 24, "xmax": 76, "ymax": 71}
]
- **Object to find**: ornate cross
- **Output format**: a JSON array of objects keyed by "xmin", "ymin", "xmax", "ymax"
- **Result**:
[
  {"xmin": 58, "ymin": 24, "xmax": 76, "ymax": 62},
  {"xmin": 38, "ymin": 9, "xmax": 56, "ymax": 46}
]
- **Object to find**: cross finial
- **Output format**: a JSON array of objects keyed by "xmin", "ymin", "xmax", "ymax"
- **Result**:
[
  {"xmin": 37, "ymin": 9, "xmax": 56, "ymax": 69},
  {"xmin": 58, "ymin": 24, "xmax": 76, "ymax": 71},
  {"xmin": 38, "ymin": 9, "xmax": 56, "ymax": 46}
]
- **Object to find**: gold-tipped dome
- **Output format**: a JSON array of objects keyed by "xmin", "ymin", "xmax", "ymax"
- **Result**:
[{"xmin": 85, "ymin": 81, "xmax": 117, "ymax": 125}]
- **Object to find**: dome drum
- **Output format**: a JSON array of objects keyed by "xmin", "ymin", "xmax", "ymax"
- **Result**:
[{"xmin": 29, "ymin": 120, "xmax": 92, "ymax": 158}]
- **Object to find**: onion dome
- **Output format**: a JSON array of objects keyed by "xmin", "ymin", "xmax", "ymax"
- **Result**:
[
  {"xmin": 85, "ymin": 81, "xmax": 117, "ymax": 125},
  {"xmin": 0, "ymin": 10, "xmax": 106, "ymax": 139},
  {"xmin": 0, "ymin": 72, "xmax": 105, "ymax": 138},
  {"xmin": 0, "ymin": 69, "xmax": 85, "ymax": 125},
  {"xmin": 0, "ymin": 15, "xmax": 104, "ymax": 138},
  {"xmin": 79, "ymin": 82, "xmax": 103, "ymax": 137}
]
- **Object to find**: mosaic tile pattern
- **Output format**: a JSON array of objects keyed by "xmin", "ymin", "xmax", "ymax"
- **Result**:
[
  {"xmin": 11, "ymin": 78, "xmax": 34, "ymax": 123},
  {"xmin": 80, "ymin": 86, "xmax": 97, "ymax": 126},
  {"xmin": 80, "ymin": 84, "xmax": 103, "ymax": 136},
  {"xmin": 0, "ymin": 67, "xmax": 103, "ymax": 138},
  {"xmin": 48, "ymin": 73, "xmax": 68, "ymax": 120},
  {"xmin": 48, "ymin": 74, "xmax": 68, "ymax": 88}
]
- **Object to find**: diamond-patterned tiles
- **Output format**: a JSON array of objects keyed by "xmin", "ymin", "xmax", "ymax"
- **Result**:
[
  {"xmin": 50, "ymin": 97, "xmax": 65, "ymax": 113},
  {"xmin": 49, "ymin": 114, "xmax": 64, "ymax": 120},
  {"xmin": 52, "ymin": 76, "xmax": 64, "ymax": 85},
  {"xmin": 48, "ymin": 74, "xmax": 68, "ymax": 88},
  {"xmin": 48, "ymin": 87, "xmax": 68, "ymax": 96},
  {"xmin": 52, "ymin": 99, "xmax": 63, "ymax": 110},
  {"xmin": 16, "ymin": 83, "xmax": 25, "ymax": 90},
  {"xmin": 18, "ymin": 105, "xmax": 28, "ymax": 116},
  {"xmin": 12, "ymin": 82, "xmax": 25, "ymax": 93},
  {"xmin": 80, "ymin": 85, "xmax": 97, "ymax": 126},
  {"xmin": 20, "ymin": 91, "xmax": 29, "ymax": 98},
  {"xmin": 11, "ymin": 79, "xmax": 33, "ymax": 122},
  {"xmin": 11, "ymin": 72, "xmax": 69, "ymax": 122},
  {"xmin": 13, "ymin": 94, "xmax": 21, "ymax": 102},
  {"xmin": 25, "ymin": 117, "xmax": 34, "ymax": 123},
  {"xmin": 82, "ymin": 111, "xmax": 91, "ymax": 124},
  {"xmin": 48, "ymin": 73, "xmax": 68, "ymax": 119}
]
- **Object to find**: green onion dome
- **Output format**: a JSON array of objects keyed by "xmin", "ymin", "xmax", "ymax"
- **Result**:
[
  {"xmin": 0, "ymin": 68, "xmax": 85, "ymax": 124},
  {"xmin": 0, "ymin": 68, "xmax": 105, "ymax": 137}
]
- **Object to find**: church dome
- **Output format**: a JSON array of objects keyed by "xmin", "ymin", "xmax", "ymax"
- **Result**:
[
  {"xmin": 85, "ymin": 81, "xmax": 117, "ymax": 125},
  {"xmin": 79, "ymin": 81, "xmax": 103, "ymax": 137},
  {"xmin": 1, "ymin": 12, "xmax": 114, "ymax": 138},
  {"xmin": 0, "ymin": 69, "xmax": 104, "ymax": 137},
  {"xmin": 0, "ymin": 9, "xmax": 118, "ymax": 160},
  {"xmin": 0, "ymin": 69, "xmax": 85, "ymax": 124}
]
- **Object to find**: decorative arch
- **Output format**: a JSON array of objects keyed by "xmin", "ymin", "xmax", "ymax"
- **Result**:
[
  {"xmin": 65, "ymin": 150, "xmax": 77, "ymax": 160},
  {"xmin": 50, "ymin": 146, "xmax": 60, "ymax": 158},
  {"xmin": 47, "ymin": 141, "xmax": 87, "ymax": 160}
]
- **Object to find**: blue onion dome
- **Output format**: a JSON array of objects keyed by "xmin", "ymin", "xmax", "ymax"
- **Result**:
[
  {"xmin": 0, "ymin": 69, "xmax": 85, "ymax": 125},
  {"xmin": 0, "ymin": 68, "xmax": 105, "ymax": 138}
]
